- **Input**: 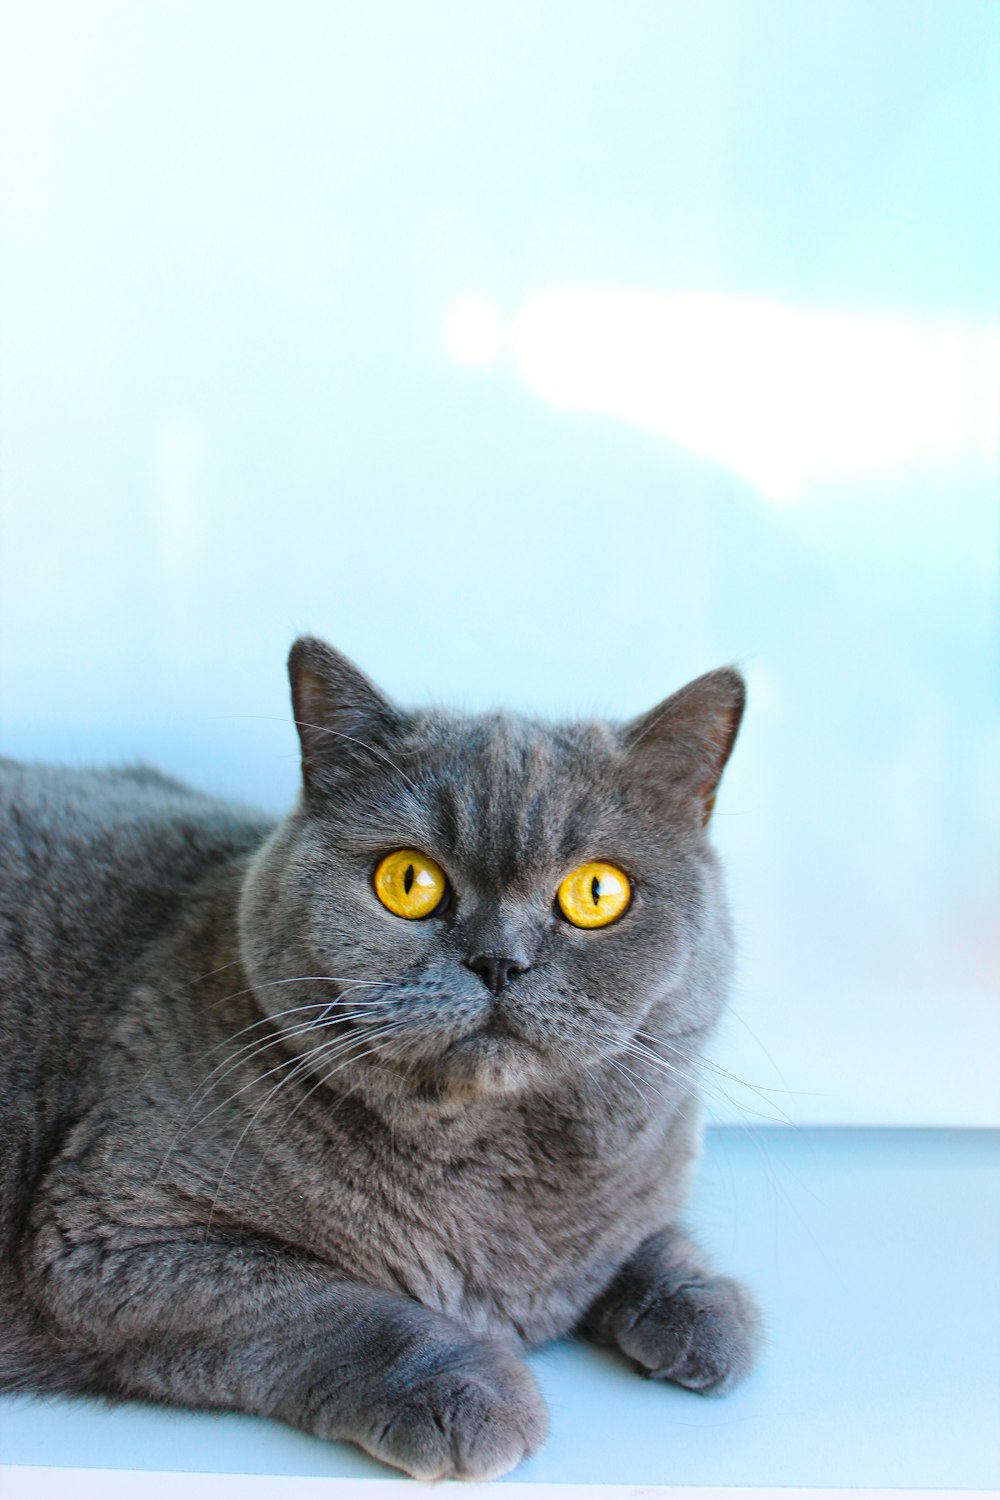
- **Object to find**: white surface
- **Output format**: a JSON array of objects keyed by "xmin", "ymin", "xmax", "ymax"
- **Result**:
[
  {"xmin": 0, "ymin": 1474, "xmax": 990, "ymax": 1500},
  {"xmin": 1, "ymin": 2, "xmax": 998, "ymax": 1126},
  {"xmin": 2, "ymin": 1129, "xmax": 998, "ymax": 1492}
]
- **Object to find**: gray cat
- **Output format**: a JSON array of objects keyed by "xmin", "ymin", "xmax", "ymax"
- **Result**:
[{"xmin": 0, "ymin": 637, "xmax": 760, "ymax": 1479}]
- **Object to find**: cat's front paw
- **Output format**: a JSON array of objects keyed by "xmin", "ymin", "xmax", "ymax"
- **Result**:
[
  {"xmin": 617, "ymin": 1274, "xmax": 761, "ymax": 1395},
  {"xmin": 355, "ymin": 1343, "xmax": 548, "ymax": 1481}
]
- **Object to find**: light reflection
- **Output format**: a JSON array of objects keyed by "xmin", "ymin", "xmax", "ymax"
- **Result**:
[
  {"xmin": 476, "ymin": 289, "xmax": 1000, "ymax": 502},
  {"xmin": 445, "ymin": 295, "xmax": 503, "ymax": 367}
]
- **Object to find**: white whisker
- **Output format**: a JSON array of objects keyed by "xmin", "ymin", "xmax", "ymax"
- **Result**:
[
  {"xmin": 207, "ymin": 973, "xmax": 386, "ymax": 1011},
  {"xmin": 154, "ymin": 1002, "xmax": 393, "ymax": 1183},
  {"xmin": 229, "ymin": 713, "xmax": 421, "ymax": 793},
  {"xmin": 206, "ymin": 1019, "xmax": 410, "ymax": 1229}
]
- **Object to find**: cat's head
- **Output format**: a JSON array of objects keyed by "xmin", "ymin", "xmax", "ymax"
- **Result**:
[{"xmin": 238, "ymin": 637, "xmax": 744, "ymax": 1102}]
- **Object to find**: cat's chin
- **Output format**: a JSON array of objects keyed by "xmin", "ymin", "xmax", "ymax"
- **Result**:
[{"xmin": 405, "ymin": 1032, "xmax": 546, "ymax": 1102}]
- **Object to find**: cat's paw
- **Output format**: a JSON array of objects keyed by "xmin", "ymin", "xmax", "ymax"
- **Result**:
[
  {"xmin": 357, "ymin": 1343, "xmax": 548, "ymax": 1481},
  {"xmin": 617, "ymin": 1274, "xmax": 761, "ymax": 1395}
]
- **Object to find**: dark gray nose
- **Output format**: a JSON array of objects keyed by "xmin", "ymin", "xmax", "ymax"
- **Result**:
[{"xmin": 466, "ymin": 952, "xmax": 530, "ymax": 997}]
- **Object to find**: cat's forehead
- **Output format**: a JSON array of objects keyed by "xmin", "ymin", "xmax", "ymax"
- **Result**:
[{"xmin": 402, "ymin": 711, "xmax": 629, "ymax": 881}]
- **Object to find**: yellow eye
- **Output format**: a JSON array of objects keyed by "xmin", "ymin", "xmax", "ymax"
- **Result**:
[
  {"xmin": 374, "ymin": 849, "xmax": 448, "ymax": 919},
  {"xmin": 557, "ymin": 861, "xmax": 631, "ymax": 929}
]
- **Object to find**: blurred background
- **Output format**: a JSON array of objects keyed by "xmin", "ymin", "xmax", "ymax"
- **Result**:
[{"xmin": 1, "ymin": 0, "xmax": 997, "ymax": 1126}]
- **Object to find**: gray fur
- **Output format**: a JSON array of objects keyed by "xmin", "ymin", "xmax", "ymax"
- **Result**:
[{"xmin": 0, "ymin": 639, "xmax": 760, "ymax": 1479}]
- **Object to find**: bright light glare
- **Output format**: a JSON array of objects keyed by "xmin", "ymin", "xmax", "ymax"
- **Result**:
[
  {"xmin": 512, "ymin": 289, "xmax": 1000, "ymax": 501},
  {"xmin": 446, "ymin": 296, "xmax": 503, "ymax": 366}
]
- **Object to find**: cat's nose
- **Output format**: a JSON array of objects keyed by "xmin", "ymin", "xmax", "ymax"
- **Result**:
[{"xmin": 465, "ymin": 952, "xmax": 530, "ymax": 997}]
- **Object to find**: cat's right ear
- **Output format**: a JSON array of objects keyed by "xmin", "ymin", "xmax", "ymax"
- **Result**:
[{"xmin": 288, "ymin": 637, "xmax": 402, "ymax": 792}]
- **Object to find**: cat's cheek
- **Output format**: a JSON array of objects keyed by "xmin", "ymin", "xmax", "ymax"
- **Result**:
[
  {"xmin": 554, "ymin": 913, "xmax": 689, "ymax": 1002},
  {"xmin": 303, "ymin": 899, "xmax": 434, "ymax": 971}
]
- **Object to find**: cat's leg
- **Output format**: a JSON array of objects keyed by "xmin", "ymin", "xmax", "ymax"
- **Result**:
[
  {"xmin": 582, "ymin": 1226, "xmax": 761, "ymax": 1394},
  {"xmin": 21, "ymin": 1229, "xmax": 547, "ymax": 1479}
]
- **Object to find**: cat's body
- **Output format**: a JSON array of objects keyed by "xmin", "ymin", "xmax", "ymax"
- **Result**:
[{"xmin": 0, "ymin": 642, "xmax": 760, "ymax": 1479}]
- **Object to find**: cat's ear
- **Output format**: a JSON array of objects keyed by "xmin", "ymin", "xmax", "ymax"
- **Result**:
[
  {"xmin": 288, "ymin": 636, "xmax": 402, "ymax": 791},
  {"xmin": 623, "ymin": 667, "xmax": 745, "ymax": 824}
]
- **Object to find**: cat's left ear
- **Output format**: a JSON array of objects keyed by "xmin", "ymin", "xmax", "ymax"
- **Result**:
[
  {"xmin": 623, "ymin": 667, "xmax": 745, "ymax": 824},
  {"xmin": 288, "ymin": 636, "xmax": 403, "ymax": 792}
]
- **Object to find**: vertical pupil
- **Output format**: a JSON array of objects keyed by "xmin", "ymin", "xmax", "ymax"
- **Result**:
[
  {"xmin": 403, "ymin": 863, "xmax": 415, "ymax": 894},
  {"xmin": 590, "ymin": 875, "xmax": 601, "ymax": 905}
]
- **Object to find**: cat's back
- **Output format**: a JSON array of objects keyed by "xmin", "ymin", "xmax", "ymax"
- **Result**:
[
  {"xmin": 0, "ymin": 759, "xmax": 273, "ymax": 1252},
  {"xmin": 0, "ymin": 760, "xmax": 270, "ymax": 979}
]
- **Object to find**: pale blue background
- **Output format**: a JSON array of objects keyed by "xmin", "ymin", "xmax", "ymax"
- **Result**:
[{"xmin": 1, "ymin": 0, "xmax": 998, "ymax": 1124}]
